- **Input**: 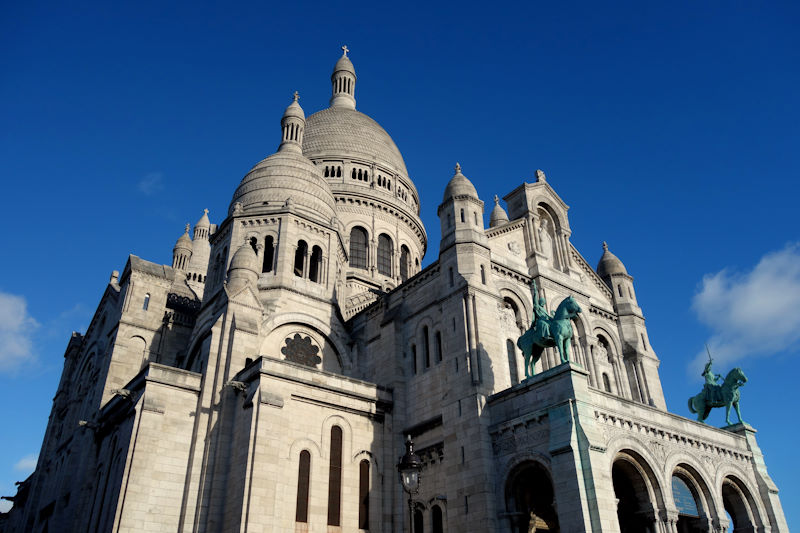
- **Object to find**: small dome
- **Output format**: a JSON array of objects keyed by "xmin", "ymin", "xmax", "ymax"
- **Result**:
[
  {"xmin": 174, "ymin": 224, "xmax": 193, "ymax": 250},
  {"xmin": 230, "ymin": 151, "xmax": 336, "ymax": 220},
  {"xmin": 195, "ymin": 209, "xmax": 210, "ymax": 228},
  {"xmin": 283, "ymin": 92, "xmax": 305, "ymax": 121},
  {"xmin": 443, "ymin": 163, "xmax": 478, "ymax": 202},
  {"xmin": 489, "ymin": 195, "xmax": 509, "ymax": 227},
  {"xmin": 229, "ymin": 242, "xmax": 259, "ymax": 274},
  {"xmin": 596, "ymin": 242, "xmax": 628, "ymax": 278},
  {"xmin": 333, "ymin": 51, "xmax": 356, "ymax": 76}
]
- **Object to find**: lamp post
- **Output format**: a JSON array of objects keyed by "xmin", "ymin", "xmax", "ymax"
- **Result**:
[{"xmin": 397, "ymin": 435, "xmax": 422, "ymax": 533}]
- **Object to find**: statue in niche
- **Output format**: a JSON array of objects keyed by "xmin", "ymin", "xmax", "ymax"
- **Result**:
[
  {"xmin": 281, "ymin": 333, "xmax": 322, "ymax": 368},
  {"xmin": 538, "ymin": 218, "xmax": 554, "ymax": 261},
  {"xmin": 596, "ymin": 343, "xmax": 608, "ymax": 362}
]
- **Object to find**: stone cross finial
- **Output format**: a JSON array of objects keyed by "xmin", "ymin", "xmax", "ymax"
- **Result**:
[
  {"xmin": 203, "ymin": 208, "xmax": 209, "ymax": 215},
  {"xmin": 454, "ymin": 162, "xmax": 461, "ymax": 174},
  {"xmin": 342, "ymin": 45, "xmax": 349, "ymax": 56},
  {"xmin": 185, "ymin": 223, "xmax": 190, "ymax": 233},
  {"xmin": 494, "ymin": 194, "xmax": 500, "ymax": 204},
  {"xmin": 293, "ymin": 91, "xmax": 299, "ymax": 102},
  {"xmin": 602, "ymin": 241, "xmax": 609, "ymax": 251}
]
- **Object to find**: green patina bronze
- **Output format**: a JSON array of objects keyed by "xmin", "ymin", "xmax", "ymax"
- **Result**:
[
  {"xmin": 688, "ymin": 359, "xmax": 747, "ymax": 425},
  {"xmin": 517, "ymin": 281, "xmax": 582, "ymax": 379}
]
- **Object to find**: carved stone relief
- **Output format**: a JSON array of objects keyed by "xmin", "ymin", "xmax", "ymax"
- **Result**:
[{"xmin": 281, "ymin": 333, "xmax": 322, "ymax": 367}]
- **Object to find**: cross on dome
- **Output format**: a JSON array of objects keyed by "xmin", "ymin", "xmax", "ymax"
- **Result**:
[
  {"xmin": 293, "ymin": 91, "xmax": 299, "ymax": 102},
  {"xmin": 454, "ymin": 162, "xmax": 461, "ymax": 174},
  {"xmin": 341, "ymin": 45, "xmax": 349, "ymax": 56},
  {"xmin": 184, "ymin": 223, "xmax": 190, "ymax": 233}
]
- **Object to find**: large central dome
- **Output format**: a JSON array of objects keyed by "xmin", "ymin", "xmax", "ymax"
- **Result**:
[{"xmin": 302, "ymin": 107, "xmax": 408, "ymax": 177}]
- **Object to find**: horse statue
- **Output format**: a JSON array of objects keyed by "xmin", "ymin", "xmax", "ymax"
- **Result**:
[
  {"xmin": 517, "ymin": 292, "xmax": 582, "ymax": 379},
  {"xmin": 688, "ymin": 366, "xmax": 747, "ymax": 425}
]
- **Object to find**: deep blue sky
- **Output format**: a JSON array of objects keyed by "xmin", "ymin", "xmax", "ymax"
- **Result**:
[{"xmin": 2, "ymin": 1, "xmax": 798, "ymax": 526}]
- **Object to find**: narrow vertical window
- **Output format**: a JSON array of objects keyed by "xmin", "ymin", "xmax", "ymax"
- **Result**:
[
  {"xmin": 377, "ymin": 234, "xmax": 393, "ymax": 276},
  {"xmin": 480, "ymin": 265, "xmax": 486, "ymax": 284},
  {"xmin": 617, "ymin": 284, "xmax": 623, "ymax": 297},
  {"xmin": 474, "ymin": 211, "xmax": 478, "ymax": 225},
  {"xmin": 602, "ymin": 373, "xmax": 611, "ymax": 392},
  {"xmin": 400, "ymin": 245, "xmax": 410, "ymax": 282},
  {"xmin": 327, "ymin": 426, "xmax": 343, "ymax": 526},
  {"xmin": 249, "ymin": 236, "xmax": 258, "ymax": 253},
  {"xmin": 143, "ymin": 293, "xmax": 150, "ymax": 311},
  {"xmin": 432, "ymin": 505, "xmax": 444, "ymax": 533},
  {"xmin": 640, "ymin": 333, "xmax": 647, "ymax": 350},
  {"xmin": 310, "ymin": 246, "xmax": 323, "ymax": 283},
  {"xmin": 358, "ymin": 460, "xmax": 370, "ymax": 529},
  {"xmin": 294, "ymin": 240, "xmax": 307, "ymax": 277},
  {"xmin": 295, "ymin": 450, "xmax": 310, "ymax": 523},
  {"xmin": 423, "ymin": 326, "xmax": 430, "ymax": 368},
  {"xmin": 435, "ymin": 331, "xmax": 443, "ymax": 363},
  {"xmin": 412, "ymin": 345, "xmax": 417, "ymax": 374},
  {"xmin": 350, "ymin": 227, "xmax": 368, "ymax": 269},
  {"xmin": 263, "ymin": 236, "xmax": 274, "ymax": 273},
  {"xmin": 507, "ymin": 339, "xmax": 519, "ymax": 385},
  {"xmin": 460, "ymin": 208, "xmax": 465, "ymax": 223},
  {"xmin": 414, "ymin": 509, "xmax": 424, "ymax": 533}
]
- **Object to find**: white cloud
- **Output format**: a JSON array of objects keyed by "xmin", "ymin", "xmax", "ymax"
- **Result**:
[
  {"xmin": 0, "ymin": 291, "xmax": 39, "ymax": 373},
  {"xmin": 0, "ymin": 499, "xmax": 10, "ymax": 513},
  {"xmin": 137, "ymin": 172, "xmax": 164, "ymax": 195},
  {"xmin": 691, "ymin": 243, "xmax": 800, "ymax": 372},
  {"xmin": 13, "ymin": 455, "xmax": 37, "ymax": 474}
]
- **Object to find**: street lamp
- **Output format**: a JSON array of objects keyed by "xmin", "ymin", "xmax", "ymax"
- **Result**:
[{"xmin": 397, "ymin": 435, "xmax": 422, "ymax": 533}]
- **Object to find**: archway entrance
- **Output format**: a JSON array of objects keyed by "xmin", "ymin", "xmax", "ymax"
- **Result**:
[
  {"xmin": 505, "ymin": 461, "xmax": 559, "ymax": 533},
  {"xmin": 672, "ymin": 474, "xmax": 703, "ymax": 533},
  {"xmin": 722, "ymin": 477, "xmax": 758, "ymax": 532},
  {"xmin": 612, "ymin": 457, "xmax": 658, "ymax": 533}
]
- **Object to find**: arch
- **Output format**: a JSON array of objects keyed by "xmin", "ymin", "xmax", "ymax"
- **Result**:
[
  {"xmin": 260, "ymin": 315, "xmax": 350, "ymax": 371},
  {"xmin": 129, "ymin": 336, "xmax": 147, "ymax": 366},
  {"xmin": 349, "ymin": 226, "xmax": 368, "ymax": 269},
  {"xmin": 358, "ymin": 458, "xmax": 370, "ymax": 529},
  {"xmin": 721, "ymin": 475, "xmax": 763, "ymax": 532},
  {"xmin": 142, "ymin": 293, "xmax": 150, "ymax": 311},
  {"xmin": 611, "ymin": 448, "xmax": 664, "ymax": 533},
  {"xmin": 309, "ymin": 245, "xmax": 323, "ymax": 283},
  {"xmin": 377, "ymin": 233, "xmax": 393, "ymax": 276},
  {"xmin": 432, "ymin": 504, "xmax": 444, "ymax": 533},
  {"xmin": 294, "ymin": 240, "xmax": 307, "ymax": 277},
  {"xmin": 504, "ymin": 460, "xmax": 559, "ymax": 533}
]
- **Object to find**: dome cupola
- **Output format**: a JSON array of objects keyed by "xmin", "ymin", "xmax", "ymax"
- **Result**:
[
  {"xmin": 330, "ymin": 45, "xmax": 356, "ymax": 110},
  {"xmin": 172, "ymin": 224, "xmax": 193, "ymax": 271},
  {"xmin": 443, "ymin": 163, "xmax": 479, "ymax": 202},
  {"xmin": 230, "ymin": 94, "xmax": 336, "ymax": 221},
  {"xmin": 227, "ymin": 242, "xmax": 260, "ymax": 292},
  {"xmin": 596, "ymin": 241, "xmax": 628, "ymax": 278},
  {"xmin": 489, "ymin": 195, "xmax": 509, "ymax": 227}
]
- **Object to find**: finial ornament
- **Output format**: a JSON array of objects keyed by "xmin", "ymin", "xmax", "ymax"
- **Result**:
[
  {"xmin": 494, "ymin": 194, "xmax": 500, "ymax": 204},
  {"xmin": 184, "ymin": 223, "xmax": 190, "ymax": 233},
  {"xmin": 293, "ymin": 91, "xmax": 299, "ymax": 102},
  {"xmin": 535, "ymin": 169, "xmax": 547, "ymax": 182},
  {"xmin": 203, "ymin": 208, "xmax": 209, "ymax": 215},
  {"xmin": 341, "ymin": 45, "xmax": 349, "ymax": 56},
  {"xmin": 454, "ymin": 162, "xmax": 461, "ymax": 175},
  {"xmin": 602, "ymin": 241, "xmax": 609, "ymax": 252}
]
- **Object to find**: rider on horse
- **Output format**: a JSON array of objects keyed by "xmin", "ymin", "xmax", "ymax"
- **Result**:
[
  {"xmin": 532, "ymin": 281, "xmax": 553, "ymax": 339},
  {"xmin": 701, "ymin": 358, "xmax": 723, "ymax": 404}
]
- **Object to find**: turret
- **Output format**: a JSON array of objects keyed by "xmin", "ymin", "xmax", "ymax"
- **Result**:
[
  {"xmin": 329, "ymin": 45, "xmax": 356, "ymax": 110},
  {"xmin": 279, "ymin": 92, "xmax": 306, "ymax": 153},
  {"xmin": 596, "ymin": 241, "xmax": 640, "ymax": 316},
  {"xmin": 187, "ymin": 209, "xmax": 212, "ymax": 284},
  {"xmin": 172, "ymin": 224, "xmax": 193, "ymax": 271},
  {"xmin": 227, "ymin": 242, "xmax": 260, "ymax": 293},
  {"xmin": 489, "ymin": 195, "xmax": 509, "ymax": 227},
  {"xmin": 437, "ymin": 163, "xmax": 487, "ymax": 251}
]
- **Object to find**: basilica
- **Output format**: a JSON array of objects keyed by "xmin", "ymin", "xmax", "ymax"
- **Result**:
[{"xmin": 3, "ymin": 49, "xmax": 788, "ymax": 532}]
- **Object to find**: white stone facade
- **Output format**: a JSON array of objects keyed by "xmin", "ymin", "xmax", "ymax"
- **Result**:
[{"xmin": 3, "ymin": 50, "xmax": 787, "ymax": 533}]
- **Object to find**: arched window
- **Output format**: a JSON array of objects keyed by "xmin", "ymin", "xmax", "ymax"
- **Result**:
[
  {"xmin": 400, "ymin": 245, "xmax": 410, "ymax": 282},
  {"xmin": 432, "ymin": 505, "xmax": 444, "ymax": 533},
  {"xmin": 143, "ymin": 293, "xmax": 150, "ymax": 311},
  {"xmin": 337, "ymin": 166, "xmax": 342, "ymax": 177},
  {"xmin": 249, "ymin": 236, "xmax": 258, "ymax": 253},
  {"xmin": 377, "ymin": 234, "xmax": 393, "ymax": 276},
  {"xmin": 327, "ymin": 426, "xmax": 343, "ymax": 526},
  {"xmin": 263, "ymin": 236, "xmax": 275, "ymax": 273},
  {"xmin": 352, "ymin": 169, "xmax": 357, "ymax": 179},
  {"xmin": 350, "ymin": 227, "xmax": 368, "ymax": 269},
  {"xmin": 507, "ymin": 339, "xmax": 519, "ymax": 385},
  {"xmin": 474, "ymin": 211, "xmax": 478, "ymax": 225},
  {"xmin": 309, "ymin": 246, "xmax": 323, "ymax": 283},
  {"xmin": 423, "ymin": 326, "xmax": 431, "ymax": 368},
  {"xmin": 294, "ymin": 240, "xmax": 307, "ymax": 277},
  {"xmin": 460, "ymin": 208, "xmax": 465, "ymax": 223},
  {"xmin": 435, "ymin": 331, "xmax": 443, "ymax": 363},
  {"xmin": 359, "ymin": 459, "xmax": 370, "ymax": 529},
  {"xmin": 414, "ymin": 509, "xmax": 424, "ymax": 533},
  {"xmin": 295, "ymin": 450, "xmax": 310, "ymax": 523},
  {"xmin": 617, "ymin": 284, "xmax": 623, "ymax": 297}
]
